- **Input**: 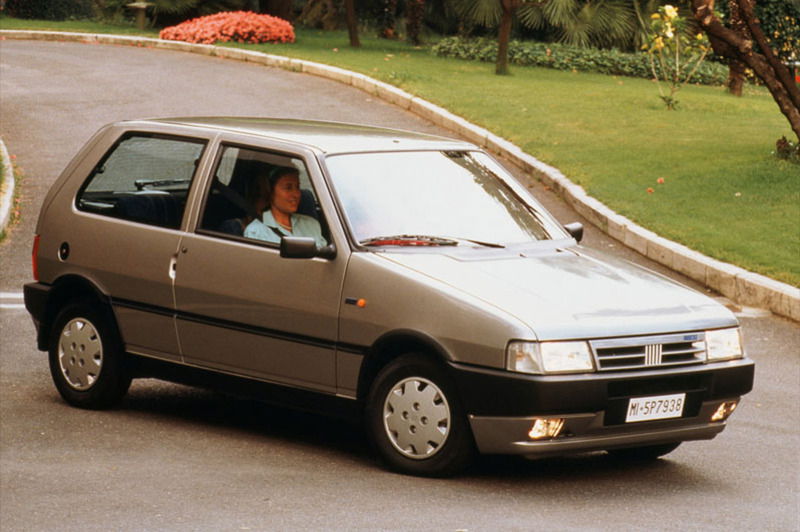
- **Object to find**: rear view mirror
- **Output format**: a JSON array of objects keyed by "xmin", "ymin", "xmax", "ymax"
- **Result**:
[
  {"xmin": 564, "ymin": 222, "xmax": 584, "ymax": 243},
  {"xmin": 280, "ymin": 237, "xmax": 336, "ymax": 259}
]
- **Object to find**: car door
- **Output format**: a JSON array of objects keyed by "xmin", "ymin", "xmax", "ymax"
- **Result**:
[
  {"xmin": 70, "ymin": 129, "xmax": 212, "ymax": 361},
  {"xmin": 172, "ymin": 140, "xmax": 346, "ymax": 393}
]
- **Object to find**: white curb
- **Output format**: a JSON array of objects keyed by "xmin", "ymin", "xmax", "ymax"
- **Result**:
[
  {"xmin": 0, "ymin": 139, "xmax": 15, "ymax": 237},
  {"xmin": 2, "ymin": 29, "xmax": 798, "ymax": 321}
]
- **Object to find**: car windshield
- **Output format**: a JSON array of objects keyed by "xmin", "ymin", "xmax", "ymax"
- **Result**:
[{"xmin": 324, "ymin": 150, "xmax": 565, "ymax": 247}]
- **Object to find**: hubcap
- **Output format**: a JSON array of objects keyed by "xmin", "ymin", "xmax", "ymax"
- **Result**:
[
  {"xmin": 58, "ymin": 318, "xmax": 103, "ymax": 391},
  {"xmin": 383, "ymin": 377, "xmax": 451, "ymax": 460}
]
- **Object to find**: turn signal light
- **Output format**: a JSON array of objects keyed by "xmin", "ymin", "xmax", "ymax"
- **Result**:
[
  {"xmin": 711, "ymin": 400, "xmax": 739, "ymax": 422},
  {"xmin": 32, "ymin": 234, "xmax": 40, "ymax": 281},
  {"xmin": 528, "ymin": 418, "xmax": 565, "ymax": 440}
]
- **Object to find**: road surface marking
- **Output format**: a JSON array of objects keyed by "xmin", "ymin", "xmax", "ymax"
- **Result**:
[{"xmin": 0, "ymin": 291, "xmax": 25, "ymax": 310}]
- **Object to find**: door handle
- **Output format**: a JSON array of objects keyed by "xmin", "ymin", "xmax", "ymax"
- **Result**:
[{"xmin": 168, "ymin": 255, "xmax": 178, "ymax": 281}]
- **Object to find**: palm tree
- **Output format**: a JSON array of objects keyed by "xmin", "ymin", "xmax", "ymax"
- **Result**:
[
  {"xmin": 453, "ymin": 0, "xmax": 640, "ymax": 48},
  {"xmin": 452, "ymin": 0, "xmax": 642, "ymax": 74},
  {"xmin": 518, "ymin": 0, "xmax": 636, "ymax": 49}
]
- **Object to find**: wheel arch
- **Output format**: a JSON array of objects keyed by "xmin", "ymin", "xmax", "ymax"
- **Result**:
[
  {"xmin": 37, "ymin": 275, "xmax": 112, "ymax": 350},
  {"xmin": 356, "ymin": 329, "xmax": 453, "ymax": 402}
]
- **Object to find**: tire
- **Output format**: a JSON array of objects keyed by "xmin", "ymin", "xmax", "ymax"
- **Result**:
[
  {"xmin": 607, "ymin": 442, "xmax": 681, "ymax": 461},
  {"xmin": 365, "ymin": 353, "xmax": 476, "ymax": 477},
  {"xmin": 48, "ymin": 300, "xmax": 131, "ymax": 409}
]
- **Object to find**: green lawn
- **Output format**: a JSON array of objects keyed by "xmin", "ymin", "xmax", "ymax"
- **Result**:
[{"xmin": 2, "ymin": 19, "xmax": 797, "ymax": 285}]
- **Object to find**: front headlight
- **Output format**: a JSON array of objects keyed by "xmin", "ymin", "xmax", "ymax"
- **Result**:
[
  {"xmin": 705, "ymin": 328, "xmax": 744, "ymax": 361},
  {"xmin": 507, "ymin": 340, "xmax": 595, "ymax": 374}
]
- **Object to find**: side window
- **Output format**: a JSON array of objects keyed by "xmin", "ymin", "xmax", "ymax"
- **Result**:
[
  {"xmin": 76, "ymin": 133, "xmax": 206, "ymax": 229},
  {"xmin": 199, "ymin": 145, "xmax": 327, "ymax": 246}
]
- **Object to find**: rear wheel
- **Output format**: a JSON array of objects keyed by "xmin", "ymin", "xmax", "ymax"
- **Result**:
[
  {"xmin": 366, "ymin": 353, "xmax": 475, "ymax": 477},
  {"xmin": 607, "ymin": 442, "xmax": 681, "ymax": 461},
  {"xmin": 48, "ymin": 301, "xmax": 131, "ymax": 409}
]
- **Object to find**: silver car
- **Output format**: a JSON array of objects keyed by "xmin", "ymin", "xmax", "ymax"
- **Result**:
[{"xmin": 24, "ymin": 118, "xmax": 754, "ymax": 476}]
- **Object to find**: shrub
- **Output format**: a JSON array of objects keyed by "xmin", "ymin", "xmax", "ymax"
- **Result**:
[
  {"xmin": 432, "ymin": 37, "xmax": 728, "ymax": 86},
  {"xmin": 643, "ymin": 4, "xmax": 712, "ymax": 109},
  {"xmin": 4, "ymin": 0, "xmax": 94, "ymax": 20},
  {"xmin": 159, "ymin": 11, "xmax": 295, "ymax": 45},
  {"xmin": 775, "ymin": 136, "xmax": 800, "ymax": 164}
]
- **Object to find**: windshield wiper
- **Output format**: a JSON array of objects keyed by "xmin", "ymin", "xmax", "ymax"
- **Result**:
[
  {"xmin": 360, "ymin": 235, "xmax": 459, "ymax": 247},
  {"xmin": 360, "ymin": 234, "xmax": 504, "ymax": 248},
  {"xmin": 451, "ymin": 237, "xmax": 505, "ymax": 248}
]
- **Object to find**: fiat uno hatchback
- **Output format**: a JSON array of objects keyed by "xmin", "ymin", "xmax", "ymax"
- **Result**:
[{"xmin": 24, "ymin": 118, "xmax": 754, "ymax": 476}]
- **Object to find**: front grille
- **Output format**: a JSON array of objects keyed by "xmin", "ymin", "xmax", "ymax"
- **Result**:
[{"xmin": 590, "ymin": 332, "xmax": 706, "ymax": 371}]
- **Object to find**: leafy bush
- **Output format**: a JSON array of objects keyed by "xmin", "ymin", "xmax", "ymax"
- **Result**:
[
  {"xmin": 159, "ymin": 11, "xmax": 295, "ymax": 44},
  {"xmin": 775, "ymin": 136, "xmax": 800, "ymax": 164},
  {"xmin": 432, "ymin": 37, "xmax": 728, "ymax": 85},
  {"xmin": 4, "ymin": 0, "xmax": 94, "ymax": 20}
]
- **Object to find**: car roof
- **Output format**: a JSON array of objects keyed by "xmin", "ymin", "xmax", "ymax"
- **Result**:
[{"xmin": 139, "ymin": 117, "xmax": 474, "ymax": 154}]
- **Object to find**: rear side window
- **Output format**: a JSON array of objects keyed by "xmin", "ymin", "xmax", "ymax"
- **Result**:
[{"xmin": 76, "ymin": 133, "xmax": 206, "ymax": 229}]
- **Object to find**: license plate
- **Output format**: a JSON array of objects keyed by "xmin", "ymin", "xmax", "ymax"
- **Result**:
[{"xmin": 625, "ymin": 393, "xmax": 686, "ymax": 423}]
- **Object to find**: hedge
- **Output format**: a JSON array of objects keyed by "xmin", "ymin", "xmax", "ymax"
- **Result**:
[
  {"xmin": 4, "ymin": 0, "xmax": 94, "ymax": 21},
  {"xmin": 432, "ymin": 37, "xmax": 729, "ymax": 86}
]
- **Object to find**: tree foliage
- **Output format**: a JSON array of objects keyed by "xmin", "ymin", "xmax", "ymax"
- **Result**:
[
  {"xmin": 452, "ymin": 0, "xmax": 641, "ymax": 50},
  {"xmin": 450, "ymin": 0, "xmax": 648, "ymax": 74},
  {"xmin": 518, "ymin": 0, "xmax": 636, "ymax": 49},
  {"xmin": 5, "ymin": 0, "xmax": 94, "ymax": 20},
  {"xmin": 691, "ymin": 0, "xmax": 800, "ymax": 140},
  {"xmin": 723, "ymin": 0, "xmax": 800, "ymax": 62}
]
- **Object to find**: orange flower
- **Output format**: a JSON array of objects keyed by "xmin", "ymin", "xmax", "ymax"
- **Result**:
[
  {"xmin": 657, "ymin": 177, "xmax": 665, "ymax": 184},
  {"xmin": 646, "ymin": 187, "xmax": 655, "ymax": 194},
  {"xmin": 160, "ymin": 11, "xmax": 295, "ymax": 45}
]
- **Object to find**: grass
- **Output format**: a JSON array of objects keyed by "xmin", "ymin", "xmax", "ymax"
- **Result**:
[
  {"xmin": 2, "ymin": 19, "xmax": 798, "ymax": 285},
  {"xmin": 0, "ymin": 16, "xmax": 160, "ymax": 35}
]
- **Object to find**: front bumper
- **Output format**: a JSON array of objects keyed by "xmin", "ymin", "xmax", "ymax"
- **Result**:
[
  {"xmin": 469, "ymin": 400, "xmax": 729, "ymax": 455},
  {"xmin": 448, "ymin": 358, "xmax": 754, "ymax": 456}
]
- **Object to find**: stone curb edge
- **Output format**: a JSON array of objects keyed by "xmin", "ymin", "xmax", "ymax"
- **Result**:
[
  {"xmin": 2, "ymin": 29, "xmax": 798, "ymax": 321},
  {"xmin": 0, "ymin": 138, "xmax": 16, "ymax": 237}
]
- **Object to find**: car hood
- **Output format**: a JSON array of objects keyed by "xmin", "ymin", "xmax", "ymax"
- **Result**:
[{"xmin": 376, "ymin": 246, "xmax": 736, "ymax": 340}]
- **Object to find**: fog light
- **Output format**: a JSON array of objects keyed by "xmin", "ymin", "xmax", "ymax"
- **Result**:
[
  {"xmin": 528, "ymin": 418, "xmax": 565, "ymax": 440},
  {"xmin": 711, "ymin": 400, "xmax": 739, "ymax": 422}
]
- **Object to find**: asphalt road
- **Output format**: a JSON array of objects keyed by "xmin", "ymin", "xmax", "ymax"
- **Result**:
[{"xmin": 1, "ymin": 40, "xmax": 798, "ymax": 531}]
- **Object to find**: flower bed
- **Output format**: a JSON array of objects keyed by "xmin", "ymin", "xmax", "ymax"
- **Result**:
[{"xmin": 159, "ymin": 11, "xmax": 294, "ymax": 45}]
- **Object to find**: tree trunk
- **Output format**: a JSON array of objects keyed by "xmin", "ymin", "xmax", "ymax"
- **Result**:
[
  {"xmin": 406, "ymin": 0, "xmax": 425, "ymax": 45},
  {"xmin": 692, "ymin": 0, "xmax": 800, "ymax": 140},
  {"xmin": 322, "ymin": 0, "xmax": 338, "ymax": 31},
  {"xmin": 495, "ymin": 0, "xmax": 515, "ymax": 75},
  {"xmin": 263, "ymin": 0, "xmax": 293, "ymax": 20},
  {"xmin": 297, "ymin": 0, "xmax": 339, "ymax": 30},
  {"xmin": 725, "ymin": 0, "xmax": 745, "ymax": 96},
  {"xmin": 727, "ymin": 60, "xmax": 746, "ymax": 96},
  {"xmin": 379, "ymin": 0, "xmax": 398, "ymax": 39},
  {"xmin": 345, "ymin": 0, "xmax": 360, "ymax": 47}
]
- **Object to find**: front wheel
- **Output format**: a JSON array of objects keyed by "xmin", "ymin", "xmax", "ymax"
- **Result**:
[
  {"xmin": 48, "ymin": 301, "xmax": 131, "ymax": 409},
  {"xmin": 365, "ymin": 353, "xmax": 476, "ymax": 477}
]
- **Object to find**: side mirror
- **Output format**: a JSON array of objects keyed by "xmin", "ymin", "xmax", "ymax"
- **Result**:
[
  {"xmin": 563, "ymin": 222, "xmax": 583, "ymax": 243},
  {"xmin": 280, "ymin": 236, "xmax": 336, "ymax": 259}
]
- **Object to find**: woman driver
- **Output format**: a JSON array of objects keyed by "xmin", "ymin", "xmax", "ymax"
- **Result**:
[{"xmin": 244, "ymin": 166, "xmax": 326, "ymax": 247}]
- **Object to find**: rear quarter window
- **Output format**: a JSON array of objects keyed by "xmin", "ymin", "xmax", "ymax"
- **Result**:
[{"xmin": 76, "ymin": 133, "xmax": 206, "ymax": 229}]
